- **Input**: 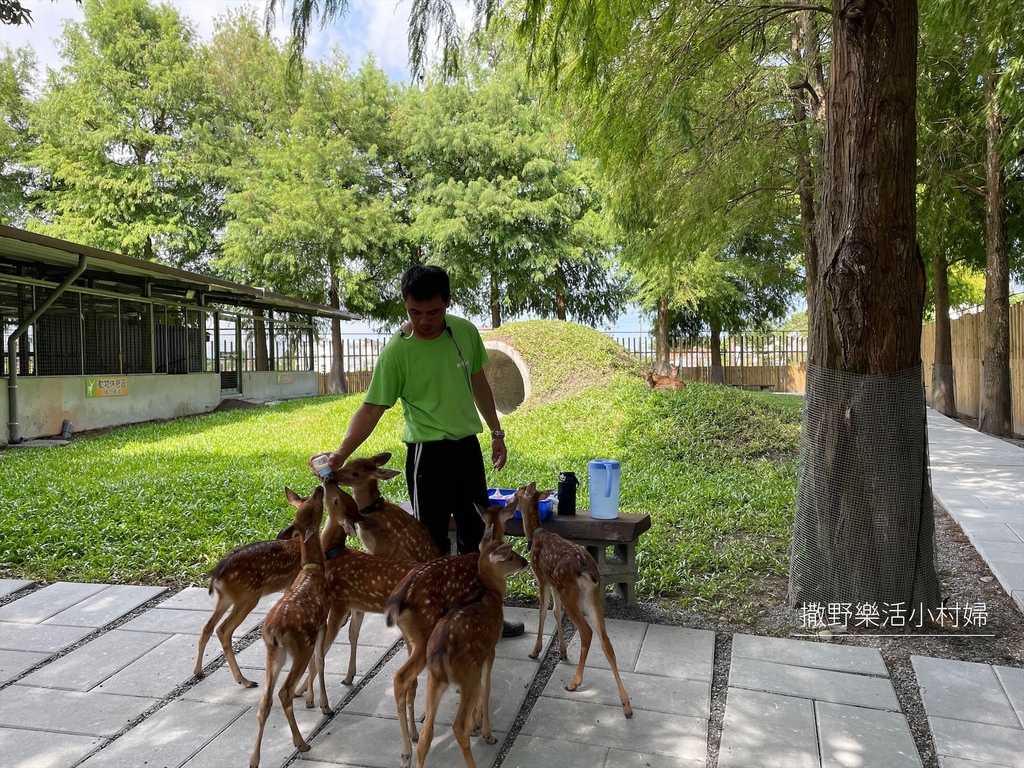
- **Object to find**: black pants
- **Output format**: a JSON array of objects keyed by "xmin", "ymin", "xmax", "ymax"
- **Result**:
[{"xmin": 405, "ymin": 435, "xmax": 489, "ymax": 555}]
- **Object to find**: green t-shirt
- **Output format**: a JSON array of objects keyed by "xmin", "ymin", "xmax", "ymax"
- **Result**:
[{"xmin": 364, "ymin": 314, "xmax": 488, "ymax": 443}]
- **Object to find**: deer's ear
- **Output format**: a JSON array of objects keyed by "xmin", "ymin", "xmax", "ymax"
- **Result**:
[
  {"xmin": 474, "ymin": 503, "xmax": 490, "ymax": 520},
  {"xmin": 480, "ymin": 523, "xmax": 495, "ymax": 548},
  {"xmin": 285, "ymin": 487, "xmax": 302, "ymax": 507},
  {"xmin": 371, "ymin": 452, "xmax": 393, "ymax": 467},
  {"xmin": 490, "ymin": 541, "xmax": 515, "ymax": 561},
  {"xmin": 357, "ymin": 514, "xmax": 380, "ymax": 530},
  {"xmin": 376, "ymin": 468, "xmax": 401, "ymax": 481},
  {"xmin": 276, "ymin": 524, "xmax": 297, "ymax": 540},
  {"xmin": 537, "ymin": 489, "xmax": 553, "ymax": 501},
  {"xmin": 499, "ymin": 503, "xmax": 518, "ymax": 523}
]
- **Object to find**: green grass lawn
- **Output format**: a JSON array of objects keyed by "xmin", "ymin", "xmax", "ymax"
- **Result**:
[{"xmin": 0, "ymin": 322, "xmax": 803, "ymax": 622}]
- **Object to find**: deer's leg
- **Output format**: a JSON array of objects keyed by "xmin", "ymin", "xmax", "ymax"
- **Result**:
[
  {"xmin": 394, "ymin": 649, "xmax": 424, "ymax": 768},
  {"xmin": 551, "ymin": 590, "xmax": 568, "ymax": 660},
  {"xmin": 344, "ymin": 610, "xmax": 365, "ymax": 685},
  {"xmin": 449, "ymin": 672, "xmax": 480, "ymax": 768},
  {"xmin": 280, "ymin": 646, "xmax": 314, "ymax": 752},
  {"xmin": 588, "ymin": 597, "xmax": 633, "ymax": 718},
  {"xmin": 314, "ymin": 627, "xmax": 331, "ymax": 714},
  {"xmin": 194, "ymin": 593, "xmax": 230, "ymax": 677},
  {"xmin": 476, "ymin": 652, "xmax": 496, "ymax": 744},
  {"xmin": 530, "ymin": 583, "xmax": 549, "ymax": 659},
  {"xmin": 249, "ymin": 643, "xmax": 285, "ymax": 768},
  {"xmin": 217, "ymin": 593, "xmax": 261, "ymax": 687},
  {"xmin": 416, "ymin": 672, "xmax": 450, "ymax": 768},
  {"xmin": 562, "ymin": 593, "xmax": 592, "ymax": 692},
  {"xmin": 297, "ymin": 605, "xmax": 348, "ymax": 698}
]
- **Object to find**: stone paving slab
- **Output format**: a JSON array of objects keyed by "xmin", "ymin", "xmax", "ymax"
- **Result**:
[
  {"xmin": 563, "ymin": 618, "xmax": 648, "ymax": 673},
  {"xmin": 815, "ymin": 701, "xmax": 921, "ymax": 768},
  {"xmin": 718, "ymin": 688, "xmax": 818, "ymax": 768},
  {"xmin": 97, "ymin": 633, "xmax": 203, "ymax": 698},
  {"xmin": 44, "ymin": 584, "xmax": 167, "ymax": 628},
  {"xmin": 20, "ymin": 629, "xmax": 167, "ymax": 691},
  {"xmin": 0, "ymin": 648, "xmax": 51, "ymax": 684},
  {"xmin": 0, "ymin": 685, "xmax": 158, "ymax": 737},
  {"xmin": 75, "ymin": 699, "xmax": 249, "ymax": 768},
  {"xmin": 993, "ymin": 666, "xmax": 1024, "ymax": 726},
  {"xmin": 502, "ymin": 736, "xmax": 704, "ymax": 768},
  {"xmin": 521, "ymin": 696, "xmax": 706, "ymax": 763},
  {"xmin": 729, "ymin": 655, "xmax": 901, "ymax": 711},
  {"xmin": 543, "ymin": 665, "xmax": 709, "ymax": 719},
  {"xmin": 913, "ymin": 656, "xmax": 1022, "ymax": 729},
  {"xmin": 0, "ymin": 726, "xmax": 103, "ymax": 768},
  {"xmin": 0, "ymin": 579, "xmax": 34, "ymax": 599},
  {"xmin": 0, "ymin": 582, "xmax": 109, "ymax": 624},
  {"xmin": 181, "ymin": 698, "xmax": 323, "ymax": 768},
  {"xmin": 732, "ymin": 633, "xmax": 889, "ymax": 677},
  {"xmin": 0, "ymin": 619, "xmax": 96, "ymax": 653},
  {"xmin": 929, "ymin": 716, "xmax": 1024, "ymax": 768}
]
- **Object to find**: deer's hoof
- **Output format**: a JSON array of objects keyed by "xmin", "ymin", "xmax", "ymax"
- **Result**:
[
  {"xmin": 483, "ymin": 734, "xmax": 496, "ymax": 745},
  {"xmin": 623, "ymin": 702, "xmax": 634, "ymax": 719},
  {"xmin": 241, "ymin": 680, "xmax": 258, "ymax": 689},
  {"xmin": 296, "ymin": 741, "xmax": 311, "ymax": 753}
]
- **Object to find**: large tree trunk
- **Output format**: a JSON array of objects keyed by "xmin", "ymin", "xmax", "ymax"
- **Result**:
[
  {"xmin": 791, "ymin": 11, "xmax": 822, "ymax": 308},
  {"xmin": 709, "ymin": 319, "xmax": 725, "ymax": 384},
  {"xmin": 979, "ymin": 71, "xmax": 1012, "ymax": 437},
  {"xmin": 253, "ymin": 309, "xmax": 269, "ymax": 372},
  {"xmin": 654, "ymin": 297, "xmax": 672, "ymax": 375},
  {"xmin": 555, "ymin": 263, "xmax": 568, "ymax": 320},
  {"xmin": 490, "ymin": 274, "xmax": 502, "ymax": 328},
  {"xmin": 327, "ymin": 275, "xmax": 347, "ymax": 395},
  {"xmin": 790, "ymin": 0, "xmax": 940, "ymax": 616},
  {"xmin": 931, "ymin": 240, "xmax": 957, "ymax": 417}
]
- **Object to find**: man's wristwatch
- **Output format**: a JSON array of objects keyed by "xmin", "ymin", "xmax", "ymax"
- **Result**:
[{"xmin": 491, "ymin": 429, "xmax": 505, "ymax": 439}]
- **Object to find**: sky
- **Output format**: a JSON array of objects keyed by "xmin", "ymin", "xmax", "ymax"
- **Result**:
[
  {"xmin": 0, "ymin": 0, "xmax": 475, "ymax": 84},
  {"xmin": 0, "ymin": 0, "xmax": 651, "ymax": 334}
]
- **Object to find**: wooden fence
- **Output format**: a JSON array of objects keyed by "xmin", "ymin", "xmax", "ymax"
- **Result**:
[
  {"xmin": 921, "ymin": 302, "xmax": 1024, "ymax": 435},
  {"xmin": 614, "ymin": 332, "xmax": 809, "ymax": 392}
]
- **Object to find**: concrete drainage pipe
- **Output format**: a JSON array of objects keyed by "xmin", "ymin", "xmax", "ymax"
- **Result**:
[{"xmin": 482, "ymin": 340, "xmax": 531, "ymax": 416}]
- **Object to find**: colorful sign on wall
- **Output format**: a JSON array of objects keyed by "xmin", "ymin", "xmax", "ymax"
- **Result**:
[{"xmin": 86, "ymin": 377, "xmax": 129, "ymax": 397}]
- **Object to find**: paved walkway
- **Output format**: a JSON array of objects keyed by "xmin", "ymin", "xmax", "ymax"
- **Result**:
[{"xmin": 0, "ymin": 411, "xmax": 1021, "ymax": 768}]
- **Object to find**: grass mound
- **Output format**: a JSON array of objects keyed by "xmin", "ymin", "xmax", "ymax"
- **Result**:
[{"xmin": 485, "ymin": 320, "xmax": 642, "ymax": 406}]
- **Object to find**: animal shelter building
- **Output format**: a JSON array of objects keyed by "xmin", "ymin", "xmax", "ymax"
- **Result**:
[{"xmin": 0, "ymin": 225, "xmax": 355, "ymax": 445}]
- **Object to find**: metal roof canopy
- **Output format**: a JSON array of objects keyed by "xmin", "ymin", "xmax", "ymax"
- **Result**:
[{"xmin": 0, "ymin": 224, "xmax": 359, "ymax": 321}]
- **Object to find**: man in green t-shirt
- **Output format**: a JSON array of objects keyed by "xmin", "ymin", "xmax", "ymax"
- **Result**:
[{"xmin": 319, "ymin": 265, "xmax": 523, "ymax": 637}]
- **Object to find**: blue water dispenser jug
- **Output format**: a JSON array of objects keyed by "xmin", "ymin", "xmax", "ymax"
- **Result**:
[{"xmin": 588, "ymin": 459, "xmax": 621, "ymax": 519}]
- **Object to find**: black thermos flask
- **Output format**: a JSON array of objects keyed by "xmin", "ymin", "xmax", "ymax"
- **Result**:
[{"xmin": 557, "ymin": 471, "xmax": 578, "ymax": 515}]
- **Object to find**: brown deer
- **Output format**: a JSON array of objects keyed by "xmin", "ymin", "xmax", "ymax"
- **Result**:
[
  {"xmin": 520, "ymin": 482, "xmax": 632, "ymax": 718},
  {"xmin": 385, "ymin": 498, "xmax": 520, "ymax": 768},
  {"xmin": 416, "ymin": 526, "xmax": 528, "ymax": 768},
  {"xmin": 330, "ymin": 453, "xmax": 441, "ymax": 561},
  {"xmin": 249, "ymin": 498, "xmax": 331, "ymax": 768},
  {"xmin": 314, "ymin": 478, "xmax": 424, "ymax": 686},
  {"xmin": 193, "ymin": 485, "xmax": 326, "ymax": 688},
  {"xmin": 644, "ymin": 367, "xmax": 687, "ymax": 390}
]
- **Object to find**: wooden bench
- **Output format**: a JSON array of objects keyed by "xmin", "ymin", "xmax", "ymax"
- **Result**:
[
  {"xmin": 505, "ymin": 513, "xmax": 651, "ymax": 605},
  {"xmin": 400, "ymin": 502, "xmax": 651, "ymax": 605}
]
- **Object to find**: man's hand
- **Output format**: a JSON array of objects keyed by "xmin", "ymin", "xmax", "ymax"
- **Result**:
[{"xmin": 491, "ymin": 435, "xmax": 507, "ymax": 471}]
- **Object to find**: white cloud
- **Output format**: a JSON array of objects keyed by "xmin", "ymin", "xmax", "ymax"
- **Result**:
[{"xmin": 0, "ymin": 0, "xmax": 476, "ymax": 84}]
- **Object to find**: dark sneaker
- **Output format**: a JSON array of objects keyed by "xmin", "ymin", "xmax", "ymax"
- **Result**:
[{"xmin": 502, "ymin": 619, "xmax": 525, "ymax": 638}]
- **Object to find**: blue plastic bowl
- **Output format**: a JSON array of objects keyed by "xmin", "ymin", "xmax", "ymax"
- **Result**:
[{"xmin": 487, "ymin": 488, "xmax": 553, "ymax": 519}]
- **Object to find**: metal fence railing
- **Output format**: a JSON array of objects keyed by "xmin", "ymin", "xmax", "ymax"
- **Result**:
[{"xmin": 315, "ymin": 330, "xmax": 810, "ymax": 394}]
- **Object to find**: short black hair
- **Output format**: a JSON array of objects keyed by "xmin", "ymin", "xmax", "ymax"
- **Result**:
[{"xmin": 401, "ymin": 265, "xmax": 450, "ymax": 302}]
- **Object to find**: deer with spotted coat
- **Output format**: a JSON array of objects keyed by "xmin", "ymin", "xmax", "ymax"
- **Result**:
[
  {"xmin": 415, "ymin": 524, "xmax": 528, "ymax": 768},
  {"xmin": 330, "ymin": 453, "xmax": 441, "ymax": 561},
  {"xmin": 520, "ymin": 482, "xmax": 632, "ymax": 718},
  {"xmin": 384, "ymin": 496, "xmax": 520, "ymax": 768},
  {"xmin": 249, "ymin": 487, "xmax": 331, "ymax": 768},
  {"xmin": 193, "ymin": 485, "xmax": 326, "ymax": 688}
]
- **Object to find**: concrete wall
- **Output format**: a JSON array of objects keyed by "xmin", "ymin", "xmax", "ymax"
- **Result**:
[
  {"xmin": 2, "ymin": 374, "xmax": 221, "ymax": 440},
  {"xmin": 241, "ymin": 370, "xmax": 318, "ymax": 400}
]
